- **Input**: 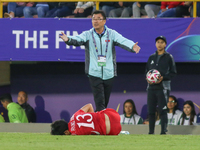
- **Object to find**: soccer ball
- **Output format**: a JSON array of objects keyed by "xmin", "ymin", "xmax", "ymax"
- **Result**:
[{"xmin": 146, "ymin": 69, "xmax": 161, "ymax": 83}]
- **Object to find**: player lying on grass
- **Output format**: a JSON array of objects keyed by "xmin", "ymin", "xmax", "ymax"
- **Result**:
[{"xmin": 51, "ymin": 103, "xmax": 121, "ymax": 135}]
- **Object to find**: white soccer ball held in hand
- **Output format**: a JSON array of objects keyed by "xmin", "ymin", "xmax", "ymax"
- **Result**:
[{"xmin": 146, "ymin": 69, "xmax": 161, "ymax": 83}]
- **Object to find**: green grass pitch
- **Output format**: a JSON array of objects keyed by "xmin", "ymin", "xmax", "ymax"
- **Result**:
[{"xmin": 0, "ymin": 133, "xmax": 200, "ymax": 150}]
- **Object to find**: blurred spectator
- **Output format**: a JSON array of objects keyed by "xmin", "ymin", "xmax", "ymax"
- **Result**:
[
  {"xmin": 0, "ymin": 103, "xmax": 8, "ymax": 122},
  {"xmin": 167, "ymin": 95, "xmax": 182, "ymax": 125},
  {"xmin": 0, "ymin": 114, "xmax": 5, "ymax": 122},
  {"xmin": 93, "ymin": 2, "xmax": 119, "ymax": 17},
  {"xmin": 133, "ymin": 2, "xmax": 161, "ymax": 18},
  {"xmin": 74, "ymin": 2, "xmax": 94, "ymax": 18},
  {"xmin": 144, "ymin": 2, "xmax": 161, "ymax": 18},
  {"xmin": 157, "ymin": 2, "xmax": 184, "ymax": 18},
  {"xmin": 179, "ymin": 100, "xmax": 197, "ymax": 125},
  {"xmin": 23, "ymin": 2, "xmax": 49, "ymax": 18},
  {"xmin": 46, "ymin": 2, "xmax": 75, "ymax": 18},
  {"xmin": 175, "ymin": 2, "xmax": 192, "ymax": 17},
  {"xmin": 4, "ymin": 2, "xmax": 32, "ymax": 18},
  {"xmin": 109, "ymin": 2, "xmax": 133, "ymax": 18},
  {"xmin": 143, "ymin": 107, "xmax": 160, "ymax": 125},
  {"xmin": 120, "ymin": 99, "xmax": 143, "ymax": 124},
  {"xmin": 3, "ymin": 2, "xmax": 8, "ymax": 17},
  {"xmin": 197, "ymin": 112, "xmax": 200, "ymax": 123},
  {"xmin": 132, "ymin": 2, "xmax": 147, "ymax": 18},
  {"xmin": 0, "ymin": 93, "xmax": 28, "ymax": 123},
  {"xmin": 193, "ymin": 102, "xmax": 200, "ymax": 124},
  {"xmin": 17, "ymin": 91, "xmax": 36, "ymax": 123}
]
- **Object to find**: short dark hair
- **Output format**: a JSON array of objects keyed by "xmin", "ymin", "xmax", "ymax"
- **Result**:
[
  {"xmin": 19, "ymin": 91, "xmax": 28, "ymax": 98},
  {"xmin": 0, "ymin": 93, "xmax": 13, "ymax": 103},
  {"xmin": 92, "ymin": 10, "xmax": 106, "ymax": 20},
  {"xmin": 51, "ymin": 120, "xmax": 69, "ymax": 135}
]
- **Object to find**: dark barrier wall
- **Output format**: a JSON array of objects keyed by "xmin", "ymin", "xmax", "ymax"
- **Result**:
[{"xmin": 9, "ymin": 62, "xmax": 200, "ymax": 123}]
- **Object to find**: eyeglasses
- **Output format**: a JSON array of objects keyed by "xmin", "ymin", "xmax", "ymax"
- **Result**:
[
  {"xmin": 92, "ymin": 18, "xmax": 104, "ymax": 21},
  {"xmin": 168, "ymin": 100, "xmax": 175, "ymax": 103}
]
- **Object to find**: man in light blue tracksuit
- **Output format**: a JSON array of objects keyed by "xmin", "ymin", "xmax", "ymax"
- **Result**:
[{"xmin": 60, "ymin": 10, "xmax": 140, "ymax": 111}]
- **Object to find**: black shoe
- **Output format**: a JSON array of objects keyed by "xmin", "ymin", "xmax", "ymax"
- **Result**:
[
  {"xmin": 161, "ymin": 129, "xmax": 168, "ymax": 134},
  {"xmin": 148, "ymin": 132, "xmax": 154, "ymax": 134},
  {"xmin": 160, "ymin": 132, "xmax": 166, "ymax": 135}
]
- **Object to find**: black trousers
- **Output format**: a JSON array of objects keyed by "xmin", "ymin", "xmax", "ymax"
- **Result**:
[
  {"xmin": 147, "ymin": 89, "xmax": 169, "ymax": 134},
  {"xmin": 88, "ymin": 75, "xmax": 114, "ymax": 111}
]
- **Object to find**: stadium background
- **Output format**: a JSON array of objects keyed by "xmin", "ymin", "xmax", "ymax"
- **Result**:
[{"xmin": 0, "ymin": 16, "xmax": 200, "ymax": 123}]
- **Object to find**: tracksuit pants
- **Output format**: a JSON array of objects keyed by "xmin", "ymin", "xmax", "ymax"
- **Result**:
[
  {"xmin": 147, "ymin": 89, "xmax": 169, "ymax": 134},
  {"xmin": 89, "ymin": 75, "xmax": 114, "ymax": 111}
]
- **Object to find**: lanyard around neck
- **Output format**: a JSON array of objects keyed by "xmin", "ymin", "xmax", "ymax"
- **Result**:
[
  {"xmin": 122, "ymin": 114, "xmax": 133, "ymax": 124},
  {"xmin": 92, "ymin": 29, "xmax": 109, "ymax": 56}
]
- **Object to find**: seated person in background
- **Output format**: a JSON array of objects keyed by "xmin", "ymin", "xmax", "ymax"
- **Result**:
[
  {"xmin": 23, "ymin": 2, "xmax": 49, "ymax": 18},
  {"xmin": 196, "ymin": 103, "xmax": 200, "ymax": 123},
  {"xmin": 157, "ymin": 2, "xmax": 184, "ymax": 18},
  {"xmin": 4, "ymin": 2, "xmax": 30, "ymax": 18},
  {"xmin": 167, "ymin": 95, "xmax": 182, "ymax": 125},
  {"xmin": 0, "ymin": 104, "xmax": 9, "ymax": 122},
  {"xmin": 120, "ymin": 99, "xmax": 143, "ymax": 124},
  {"xmin": 0, "ymin": 114, "xmax": 5, "ymax": 122},
  {"xmin": 0, "ymin": 93, "xmax": 28, "ymax": 123},
  {"xmin": 175, "ymin": 2, "xmax": 192, "ymax": 17},
  {"xmin": 132, "ymin": 2, "xmax": 147, "ymax": 18},
  {"xmin": 46, "ymin": 2, "xmax": 75, "ymax": 18},
  {"xmin": 74, "ymin": 2, "xmax": 94, "ymax": 18},
  {"xmin": 197, "ymin": 112, "xmax": 200, "ymax": 123},
  {"xmin": 17, "ymin": 91, "xmax": 36, "ymax": 123},
  {"xmin": 3, "ymin": 2, "xmax": 8, "ymax": 17},
  {"xmin": 132, "ymin": 2, "xmax": 161, "ymax": 18},
  {"xmin": 143, "ymin": 107, "xmax": 160, "ymax": 125},
  {"xmin": 144, "ymin": 2, "xmax": 161, "ymax": 18},
  {"xmin": 109, "ymin": 2, "xmax": 133, "ymax": 18},
  {"xmin": 178, "ymin": 100, "xmax": 197, "ymax": 125},
  {"xmin": 51, "ymin": 103, "xmax": 121, "ymax": 135},
  {"xmin": 92, "ymin": 2, "xmax": 119, "ymax": 17}
]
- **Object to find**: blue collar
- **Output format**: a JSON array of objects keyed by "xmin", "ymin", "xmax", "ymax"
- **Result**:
[{"xmin": 94, "ymin": 26, "xmax": 106, "ymax": 37}]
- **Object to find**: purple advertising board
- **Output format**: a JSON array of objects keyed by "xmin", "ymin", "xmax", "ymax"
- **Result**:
[{"xmin": 0, "ymin": 18, "xmax": 200, "ymax": 62}]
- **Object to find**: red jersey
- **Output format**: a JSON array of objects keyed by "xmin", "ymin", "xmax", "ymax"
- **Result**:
[{"xmin": 68, "ymin": 108, "xmax": 121, "ymax": 135}]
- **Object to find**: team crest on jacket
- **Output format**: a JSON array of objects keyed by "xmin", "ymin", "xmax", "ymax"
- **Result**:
[{"xmin": 151, "ymin": 60, "xmax": 154, "ymax": 64}]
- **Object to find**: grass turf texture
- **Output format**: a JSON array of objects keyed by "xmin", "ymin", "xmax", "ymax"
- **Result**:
[{"xmin": 0, "ymin": 133, "xmax": 200, "ymax": 150}]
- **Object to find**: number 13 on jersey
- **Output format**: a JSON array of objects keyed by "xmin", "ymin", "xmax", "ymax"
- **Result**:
[{"xmin": 76, "ymin": 114, "xmax": 95, "ymax": 129}]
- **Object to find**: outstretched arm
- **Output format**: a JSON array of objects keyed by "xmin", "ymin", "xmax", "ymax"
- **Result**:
[
  {"xmin": 80, "ymin": 103, "xmax": 94, "ymax": 113},
  {"xmin": 60, "ymin": 31, "xmax": 87, "ymax": 46},
  {"xmin": 113, "ymin": 30, "xmax": 140, "ymax": 53}
]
